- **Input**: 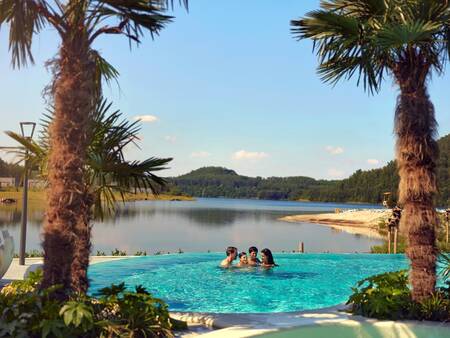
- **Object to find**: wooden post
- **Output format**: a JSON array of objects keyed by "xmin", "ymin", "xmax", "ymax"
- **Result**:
[
  {"xmin": 393, "ymin": 228, "xmax": 398, "ymax": 254},
  {"xmin": 387, "ymin": 229, "xmax": 391, "ymax": 254},
  {"xmin": 446, "ymin": 210, "xmax": 449, "ymax": 245},
  {"xmin": 446, "ymin": 221, "xmax": 449, "ymax": 245}
]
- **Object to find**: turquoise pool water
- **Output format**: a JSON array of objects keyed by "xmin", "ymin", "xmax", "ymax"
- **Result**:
[{"xmin": 88, "ymin": 253, "xmax": 408, "ymax": 313}]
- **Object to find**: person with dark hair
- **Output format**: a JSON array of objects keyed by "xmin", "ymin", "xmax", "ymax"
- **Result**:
[
  {"xmin": 261, "ymin": 248, "xmax": 278, "ymax": 268},
  {"xmin": 248, "ymin": 246, "xmax": 261, "ymax": 266},
  {"xmin": 236, "ymin": 252, "xmax": 248, "ymax": 267},
  {"xmin": 220, "ymin": 246, "xmax": 238, "ymax": 267}
]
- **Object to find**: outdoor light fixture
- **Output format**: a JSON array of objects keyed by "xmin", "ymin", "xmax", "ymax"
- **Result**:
[
  {"xmin": 19, "ymin": 121, "xmax": 36, "ymax": 265},
  {"xmin": 20, "ymin": 121, "xmax": 36, "ymax": 139}
]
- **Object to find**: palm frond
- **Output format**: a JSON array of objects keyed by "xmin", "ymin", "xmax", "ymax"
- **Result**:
[
  {"xmin": 4, "ymin": 130, "xmax": 48, "ymax": 176},
  {"xmin": 89, "ymin": 0, "xmax": 176, "ymax": 44},
  {"xmin": 91, "ymin": 49, "xmax": 120, "ymax": 91},
  {"xmin": 376, "ymin": 21, "xmax": 441, "ymax": 49},
  {"xmin": 0, "ymin": 0, "xmax": 47, "ymax": 67},
  {"xmin": 292, "ymin": 0, "xmax": 450, "ymax": 94}
]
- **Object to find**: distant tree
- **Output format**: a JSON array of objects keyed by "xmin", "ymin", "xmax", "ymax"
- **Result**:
[{"xmin": 292, "ymin": 0, "xmax": 450, "ymax": 301}]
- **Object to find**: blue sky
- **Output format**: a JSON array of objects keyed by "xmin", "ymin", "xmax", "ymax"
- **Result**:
[{"xmin": 0, "ymin": 0, "xmax": 449, "ymax": 179}]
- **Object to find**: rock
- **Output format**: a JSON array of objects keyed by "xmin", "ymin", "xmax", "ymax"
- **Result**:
[{"xmin": 0, "ymin": 230, "xmax": 14, "ymax": 279}]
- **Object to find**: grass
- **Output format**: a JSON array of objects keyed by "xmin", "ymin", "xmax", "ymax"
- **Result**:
[
  {"xmin": 0, "ymin": 189, "xmax": 193, "ymax": 212},
  {"xmin": 0, "ymin": 190, "xmax": 193, "ymax": 206}
]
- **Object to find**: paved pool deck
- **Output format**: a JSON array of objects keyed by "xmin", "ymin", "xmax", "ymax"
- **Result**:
[
  {"xmin": 0, "ymin": 256, "xmax": 133, "ymax": 286},
  {"xmin": 2, "ymin": 257, "xmax": 450, "ymax": 338}
]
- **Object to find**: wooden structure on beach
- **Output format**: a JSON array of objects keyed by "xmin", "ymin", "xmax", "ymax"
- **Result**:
[{"xmin": 387, "ymin": 206, "xmax": 402, "ymax": 254}]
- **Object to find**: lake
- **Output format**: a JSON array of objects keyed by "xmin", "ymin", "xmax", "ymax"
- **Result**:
[{"xmin": 0, "ymin": 198, "xmax": 384, "ymax": 254}]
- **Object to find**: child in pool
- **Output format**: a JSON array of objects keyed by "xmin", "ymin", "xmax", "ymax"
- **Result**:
[
  {"xmin": 236, "ymin": 252, "xmax": 248, "ymax": 267},
  {"xmin": 248, "ymin": 246, "xmax": 262, "ymax": 266}
]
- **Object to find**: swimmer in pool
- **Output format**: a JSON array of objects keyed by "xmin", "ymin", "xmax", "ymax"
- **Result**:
[
  {"xmin": 261, "ymin": 248, "xmax": 278, "ymax": 268},
  {"xmin": 236, "ymin": 252, "xmax": 249, "ymax": 267},
  {"xmin": 220, "ymin": 246, "xmax": 238, "ymax": 267},
  {"xmin": 248, "ymin": 246, "xmax": 261, "ymax": 266}
]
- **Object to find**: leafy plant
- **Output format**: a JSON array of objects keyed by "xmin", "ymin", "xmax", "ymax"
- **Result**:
[
  {"xmin": 0, "ymin": 272, "xmax": 182, "ymax": 337},
  {"xmin": 348, "ymin": 269, "xmax": 450, "ymax": 321},
  {"xmin": 417, "ymin": 292, "xmax": 450, "ymax": 321},
  {"xmin": 347, "ymin": 270, "xmax": 412, "ymax": 319}
]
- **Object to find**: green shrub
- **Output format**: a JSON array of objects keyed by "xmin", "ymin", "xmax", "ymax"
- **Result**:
[
  {"xmin": 0, "ymin": 271, "xmax": 182, "ymax": 337},
  {"xmin": 370, "ymin": 240, "xmax": 406, "ymax": 254},
  {"xmin": 111, "ymin": 249, "xmax": 127, "ymax": 256},
  {"xmin": 13, "ymin": 249, "xmax": 44, "ymax": 258},
  {"xmin": 347, "ymin": 269, "xmax": 450, "ymax": 321},
  {"xmin": 416, "ymin": 292, "xmax": 450, "ymax": 321},
  {"xmin": 347, "ymin": 270, "xmax": 412, "ymax": 319}
]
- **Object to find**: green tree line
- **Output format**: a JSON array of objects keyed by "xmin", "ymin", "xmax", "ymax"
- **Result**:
[{"xmin": 168, "ymin": 134, "xmax": 450, "ymax": 207}]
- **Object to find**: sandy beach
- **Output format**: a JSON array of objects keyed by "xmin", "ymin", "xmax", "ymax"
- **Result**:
[{"xmin": 280, "ymin": 209, "xmax": 391, "ymax": 239}]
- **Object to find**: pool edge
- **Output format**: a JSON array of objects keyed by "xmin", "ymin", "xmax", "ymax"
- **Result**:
[{"xmin": 171, "ymin": 304, "xmax": 450, "ymax": 338}]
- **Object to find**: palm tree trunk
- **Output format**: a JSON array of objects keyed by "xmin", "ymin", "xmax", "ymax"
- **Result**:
[
  {"xmin": 395, "ymin": 64, "xmax": 439, "ymax": 302},
  {"xmin": 41, "ymin": 31, "xmax": 95, "ymax": 297}
]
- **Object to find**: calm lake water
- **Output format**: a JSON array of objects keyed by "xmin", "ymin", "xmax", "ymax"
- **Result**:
[{"xmin": 0, "ymin": 198, "xmax": 383, "ymax": 254}]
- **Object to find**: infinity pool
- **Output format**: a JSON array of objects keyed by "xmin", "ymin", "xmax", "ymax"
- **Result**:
[{"xmin": 88, "ymin": 253, "xmax": 408, "ymax": 313}]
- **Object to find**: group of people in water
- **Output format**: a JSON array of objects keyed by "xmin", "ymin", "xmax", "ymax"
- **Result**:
[{"xmin": 220, "ymin": 246, "xmax": 277, "ymax": 268}]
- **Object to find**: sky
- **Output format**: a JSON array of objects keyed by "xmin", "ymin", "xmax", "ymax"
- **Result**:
[{"xmin": 0, "ymin": 0, "xmax": 449, "ymax": 180}]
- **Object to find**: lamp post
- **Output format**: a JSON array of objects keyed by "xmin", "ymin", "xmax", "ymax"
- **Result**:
[{"xmin": 19, "ymin": 121, "xmax": 36, "ymax": 266}]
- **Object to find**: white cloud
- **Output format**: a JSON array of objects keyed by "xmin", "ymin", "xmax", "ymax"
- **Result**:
[
  {"xmin": 134, "ymin": 115, "xmax": 158, "ymax": 123},
  {"xmin": 328, "ymin": 168, "xmax": 345, "ymax": 178},
  {"xmin": 191, "ymin": 151, "xmax": 210, "ymax": 158},
  {"xmin": 367, "ymin": 159, "xmax": 380, "ymax": 165},
  {"xmin": 325, "ymin": 146, "xmax": 344, "ymax": 155},
  {"xmin": 232, "ymin": 150, "xmax": 269, "ymax": 160},
  {"xmin": 164, "ymin": 135, "xmax": 177, "ymax": 143}
]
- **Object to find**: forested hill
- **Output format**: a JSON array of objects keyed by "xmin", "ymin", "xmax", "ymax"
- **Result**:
[{"xmin": 169, "ymin": 134, "xmax": 450, "ymax": 207}]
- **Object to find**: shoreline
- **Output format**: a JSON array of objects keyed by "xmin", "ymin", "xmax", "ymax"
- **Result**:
[
  {"xmin": 279, "ymin": 209, "xmax": 390, "ymax": 240},
  {"xmin": 0, "ymin": 190, "xmax": 193, "ymax": 210}
]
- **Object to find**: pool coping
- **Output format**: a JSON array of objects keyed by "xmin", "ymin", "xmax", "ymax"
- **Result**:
[{"xmin": 171, "ymin": 305, "xmax": 450, "ymax": 337}]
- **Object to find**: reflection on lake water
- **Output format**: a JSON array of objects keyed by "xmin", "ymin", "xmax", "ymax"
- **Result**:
[{"xmin": 0, "ymin": 198, "xmax": 383, "ymax": 254}]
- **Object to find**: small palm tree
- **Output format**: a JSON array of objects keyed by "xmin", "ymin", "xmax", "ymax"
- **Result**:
[
  {"xmin": 292, "ymin": 0, "xmax": 450, "ymax": 301},
  {"xmin": 0, "ymin": 0, "xmax": 188, "ymax": 296},
  {"xmin": 6, "ymin": 98, "xmax": 172, "ymax": 217}
]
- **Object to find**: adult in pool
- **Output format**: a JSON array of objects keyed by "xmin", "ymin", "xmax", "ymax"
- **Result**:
[
  {"xmin": 220, "ymin": 246, "xmax": 238, "ymax": 267},
  {"xmin": 260, "ymin": 248, "xmax": 278, "ymax": 268},
  {"xmin": 248, "ymin": 246, "xmax": 261, "ymax": 266}
]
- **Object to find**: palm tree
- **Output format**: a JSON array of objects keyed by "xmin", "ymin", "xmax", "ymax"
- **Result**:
[
  {"xmin": 6, "ymin": 98, "xmax": 172, "ymax": 218},
  {"xmin": 292, "ymin": 0, "xmax": 450, "ymax": 301},
  {"xmin": 0, "ymin": 0, "xmax": 188, "ymax": 297}
]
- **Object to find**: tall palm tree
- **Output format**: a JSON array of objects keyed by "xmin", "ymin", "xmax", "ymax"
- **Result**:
[
  {"xmin": 292, "ymin": 0, "xmax": 450, "ymax": 301},
  {"xmin": 0, "ymin": 0, "xmax": 188, "ymax": 297}
]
